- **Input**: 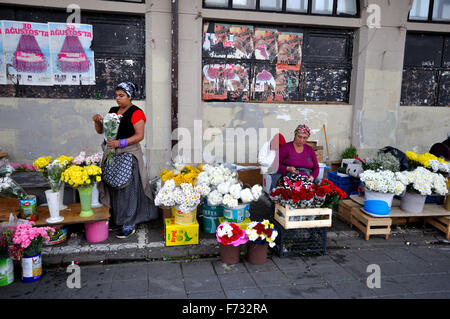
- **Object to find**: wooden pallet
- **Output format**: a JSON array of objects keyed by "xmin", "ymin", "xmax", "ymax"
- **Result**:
[
  {"xmin": 425, "ymin": 216, "xmax": 450, "ymax": 240},
  {"xmin": 337, "ymin": 200, "xmax": 360, "ymax": 225},
  {"xmin": 350, "ymin": 208, "xmax": 392, "ymax": 241}
]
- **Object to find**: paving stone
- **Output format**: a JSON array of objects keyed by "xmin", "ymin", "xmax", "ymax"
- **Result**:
[
  {"xmin": 396, "ymin": 274, "xmax": 450, "ymax": 294},
  {"xmin": 330, "ymin": 280, "xmax": 378, "ymax": 299},
  {"xmin": 283, "ymin": 268, "xmax": 326, "ymax": 285},
  {"xmin": 109, "ymin": 279, "xmax": 148, "ymax": 298},
  {"xmin": 184, "ymin": 274, "xmax": 222, "ymax": 294},
  {"xmin": 188, "ymin": 291, "xmax": 227, "ymax": 299},
  {"xmin": 354, "ymin": 249, "xmax": 395, "ymax": 264},
  {"xmin": 295, "ymin": 282, "xmax": 340, "ymax": 299},
  {"xmin": 243, "ymin": 259, "xmax": 279, "ymax": 273},
  {"xmin": 261, "ymin": 284, "xmax": 304, "ymax": 299},
  {"xmin": 250, "ymin": 270, "xmax": 290, "ymax": 287},
  {"xmin": 181, "ymin": 260, "xmax": 215, "ymax": 277},
  {"xmin": 148, "ymin": 276, "xmax": 186, "ymax": 297},
  {"xmin": 302, "ymin": 254, "xmax": 341, "ymax": 267},
  {"xmin": 412, "ymin": 291, "xmax": 450, "ymax": 299},
  {"xmin": 328, "ymin": 250, "xmax": 367, "ymax": 265},
  {"xmin": 111, "ymin": 262, "xmax": 149, "ymax": 281},
  {"xmin": 81, "ymin": 264, "xmax": 115, "ymax": 283},
  {"xmin": 410, "ymin": 247, "xmax": 450, "ymax": 261},
  {"xmin": 70, "ymin": 281, "xmax": 112, "ymax": 299},
  {"xmin": 270, "ymin": 256, "xmax": 308, "ymax": 270},
  {"xmin": 224, "ymin": 287, "xmax": 265, "ymax": 299},
  {"xmin": 148, "ymin": 261, "xmax": 183, "ymax": 278},
  {"xmin": 310, "ymin": 264, "xmax": 359, "ymax": 282},
  {"xmin": 371, "ymin": 276, "xmax": 414, "ymax": 297},
  {"xmin": 212, "ymin": 261, "xmax": 247, "ymax": 275},
  {"xmin": 218, "ymin": 272, "xmax": 257, "ymax": 290}
]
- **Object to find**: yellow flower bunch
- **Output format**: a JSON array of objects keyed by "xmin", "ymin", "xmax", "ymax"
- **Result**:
[
  {"xmin": 33, "ymin": 156, "xmax": 53, "ymax": 171},
  {"xmin": 61, "ymin": 165, "xmax": 102, "ymax": 188},
  {"xmin": 159, "ymin": 164, "xmax": 202, "ymax": 186},
  {"xmin": 55, "ymin": 155, "xmax": 73, "ymax": 167},
  {"xmin": 406, "ymin": 151, "xmax": 448, "ymax": 168}
]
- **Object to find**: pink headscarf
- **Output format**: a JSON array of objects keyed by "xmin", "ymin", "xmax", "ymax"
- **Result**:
[{"xmin": 294, "ymin": 124, "xmax": 311, "ymax": 137}]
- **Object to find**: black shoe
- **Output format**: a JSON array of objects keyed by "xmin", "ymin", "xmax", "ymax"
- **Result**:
[{"xmin": 116, "ymin": 228, "xmax": 136, "ymax": 239}]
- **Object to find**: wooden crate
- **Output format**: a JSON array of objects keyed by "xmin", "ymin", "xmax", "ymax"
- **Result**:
[
  {"xmin": 236, "ymin": 163, "xmax": 262, "ymax": 186},
  {"xmin": 350, "ymin": 208, "xmax": 392, "ymax": 241},
  {"xmin": 425, "ymin": 216, "xmax": 450, "ymax": 240},
  {"xmin": 274, "ymin": 203, "xmax": 332, "ymax": 229},
  {"xmin": 337, "ymin": 200, "xmax": 360, "ymax": 225}
]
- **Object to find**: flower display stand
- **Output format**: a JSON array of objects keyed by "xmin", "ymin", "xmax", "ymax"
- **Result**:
[
  {"xmin": 349, "ymin": 208, "xmax": 392, "ymax": 241},
  {"xmin": 425, "ymin": 216, "xmax": 450, "ymax": 240}
]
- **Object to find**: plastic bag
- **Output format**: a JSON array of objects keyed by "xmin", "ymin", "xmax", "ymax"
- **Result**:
[{"xmin": 0, "ymin": 213, "xmax": 29, "ymax": 232}]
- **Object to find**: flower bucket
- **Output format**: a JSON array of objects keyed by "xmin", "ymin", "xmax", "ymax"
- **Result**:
[
  {"xmin": 173, "ymin": 206, "xmax": 197, "ymax": 225},
  {"xmin": 19, "ymin": 195, "xmax": 37, "ymax": 221},
  {"xmin": 85, "ymin": 221, "xmax": 109, "ymax": 243},
  {"xmin": 91, "ymin": 183, "xmax": 102, "ymax": 208},
  {"xmin": 21, "ymin": 252, "xmax": 42, "ymax": 283},
  {"xmin": 220, "ymin": 243, "xmax": 240, "ymax": 264},
  {"xmin": 45, "ymin": 189, "xmax": 64, "ymax": 223},
  {"xmin": 400, "ymin": 191, "xmax": 426, "ymax": 214},
  {"xmin": 78, "ymin": 186, "xmax": 94, "ymax": 217},
  {"xmin": 247, "ymin": 242, "xmax": 268, "ymax": 265},
  {"xmin": 363, "ymin": 189, "xmax": 394, "ymax": 216},
  {"xmin": 201, "ymin": 202, "xmax": 223, "ymax": 233},
  {"xmin": 0, "ymin": 257, "xmax": 14, "ymax": 286},
  {"xmin": 58, "ymin": 182, "xmax": 67, "ymax": 210},
  {"xmin": 223, "ymin": 204, "xmax": 250, "ymax": 223}
]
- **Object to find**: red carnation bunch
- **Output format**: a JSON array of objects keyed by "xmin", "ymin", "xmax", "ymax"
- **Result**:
[{"xmin": 216, "ymin": 222, "xmax": 248, "ymax": 246}]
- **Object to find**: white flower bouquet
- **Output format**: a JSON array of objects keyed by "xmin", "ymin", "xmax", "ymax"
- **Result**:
[
  {"xmin": 46, "ymin": 160, "xmax": 66, "ymax": 192},
  {"xmin": 428, "ymin": 159, "xmax": 450, "ymax": 175},
  {"xmin": 103, "ymin": 113, "xmax": 122, "ymax": 164},
  {"xmin": 155, "ymin": 179, "xmax": 207, "ymax": 213},
  {"xmin": 0, "ymin": 176, "xmax": 28, "ymax": 200},
  {"xmin": 398, "ymin": 167, "xmax": 448, "ymax": 196},
  {"xmin": 359, "ymin": 170, "xmax": 406, "ymax": 195}
]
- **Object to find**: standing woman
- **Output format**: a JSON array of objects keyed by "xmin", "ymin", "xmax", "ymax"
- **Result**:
[{"xmin": 92, "ymin": 82, "xmax": 157, "ymax": 238}]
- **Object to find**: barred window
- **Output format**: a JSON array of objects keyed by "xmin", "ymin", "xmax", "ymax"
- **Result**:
[{"xmin": 409, "ymin": 0, "xmax": 450, "ymax": 23}]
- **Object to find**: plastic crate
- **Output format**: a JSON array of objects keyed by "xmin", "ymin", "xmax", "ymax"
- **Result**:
[
  {"xmin": 326, "ymin": 170, "xmax": 360, "ymax": 199},
  {"xmin": 425, "ymin": 195, "xmax": 445, "ymax": 204},
  {"xmin": 271, "ymin": 218, "xmax": 327, "ymax": 258}
]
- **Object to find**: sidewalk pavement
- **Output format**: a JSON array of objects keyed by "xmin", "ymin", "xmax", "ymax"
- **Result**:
[{"xmin": 1, "ymin": 195, "xmax": 450, "ymax": 299}]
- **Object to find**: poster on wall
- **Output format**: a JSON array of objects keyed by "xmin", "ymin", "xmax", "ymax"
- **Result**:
[
  {"xmin": 202, "ymin": 22, "xmax": 231, "ymax": 58},
  {"xmin": 2, "ymin": 21, "xmax": 52, "ymax": 85},
  {"xmin": 0, "ymin": 23, "xmax": 7, "ymax": 84},
  {"xmin": 277, "ymin": 32, "xmax": 303, "ymax": 70},
  {"xmin": 227, "ymin": 25, "xmax": 254, "ymax": 59},
  {"xmin": 225, "ymin": 63, "xmax": 250, "ymax": 102},
  {"xmin": 275, "ymin": 65, "xmax": 300, "ymax": 101},
  {"xmin": 49, "ymin": 23, "xmax": 95, "ymax": 85},
  {"xmin": 252, "ymin": 64, "xmax": 276, "ymax": 102},
  {"xmin": 254, "ymin": 28, "xmax": 278, "ymax": 62},
  {"xmin": 202, "ymin": 63, "xmax": 227, "ymax": 100}
]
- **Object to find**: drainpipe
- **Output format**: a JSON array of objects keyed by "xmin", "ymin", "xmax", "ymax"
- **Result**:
[{"xmin": 171, "ymin": 0, "xmax": 178, "ymax": 148}]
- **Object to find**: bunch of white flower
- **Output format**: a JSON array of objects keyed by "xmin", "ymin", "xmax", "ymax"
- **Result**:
[
  {"xmin": 174, "ymin": 183, "xmax": 202, "ymax": 212},
  {"xmin": 222, "ymin": 194, "xmax": 239, "ymax": 208},
  {"xmin": 428, "ymin": 159, "xmax": 450, "ymax": 174},
  {"xmin": 207, "ymin": 190, "xmax": 223, "ymax": 206},
  {"xmin": 399, "ymin": 167, "xmax": 448, "ymax": 196},
  {"xmin": 194, "ymin": 183, "xmax": 211, "ymax": 196},
  {"xmin": 216, "ymin": 222, "xmax": 234, "ymax": 238},
  {"xmin": 359, "ymin": 170, "xmax": 406, "ymax": 195},
  {"xmin": 154, "ymin": 179, "xmax": 177, "ymax": 207}
]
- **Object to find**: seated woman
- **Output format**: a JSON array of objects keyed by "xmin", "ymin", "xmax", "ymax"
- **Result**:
[{"xmin": 272, "ymin": 124, "xmax": 319, "ymax": 189}]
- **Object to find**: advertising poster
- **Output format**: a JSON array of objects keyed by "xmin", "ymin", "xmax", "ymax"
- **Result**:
[
  {"xmin": 252, "ymin": 64, "xmax": 276, "ymax": 101},
  {"xmin": 277, "ymin": 32, "xmax": 303, "ymax": 70},
  {"xmin": 0, "ymin": 23, "xmax": 6, "ymax": 84},
  {"xmin": 254, "ymin": 28, "xmax": 278, "ymax": 62},
  {"xmin": 49, "ymin": 23, "xmax": 95, "ymax": 85},
  {"xmin": 275, "ymin": 65, "xmax": 300, "ymax": 101},
  {"xmin": 202, "ymin": 22, "xmax": 232, "ymax": 58},
  {"xmin": 2, "ymin": 21, "xmax": 52, "ymax": 85},
  {"xmin": 227, "ymin": 25, "xmax": 253, "ymax": 59},
  {"xmin": 202, "ymin": 63, "xmax": 227, "ymax": 100},
  {"xmin": 225, "ymin": 63, "xmax": 250, "ymax": 102}
]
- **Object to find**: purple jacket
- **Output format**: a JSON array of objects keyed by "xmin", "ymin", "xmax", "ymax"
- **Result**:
[{"xmin": 276, "ymin": 142, "xmax": 319, "ymax": 178}]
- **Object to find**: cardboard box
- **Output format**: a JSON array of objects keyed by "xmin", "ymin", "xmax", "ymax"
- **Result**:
[
  {"xmin": 218, "ymin": 217, "xmax": 252, "ymax": 230},
  {"xmin": 165, "ymin": 218, "xmax": 199, "ymax": 246}
]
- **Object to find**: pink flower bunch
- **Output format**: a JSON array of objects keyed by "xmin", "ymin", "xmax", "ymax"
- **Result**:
[
  {"xmin": 8, "ymin": 223, "xmax": 55, "ymax": 260},
  {"xmin": 10, "ymin": 162, "xmax": 38, "ymax": 172},
  {"xmin": 72, "ymin": 152, "xmax": 103, "ymax": 166}
]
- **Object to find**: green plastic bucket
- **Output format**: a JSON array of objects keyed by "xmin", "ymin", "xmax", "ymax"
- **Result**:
[
  {"xmin": 223, "ymin": 204, "xmax": 250, "ymax": 223},
  {"xmin": 0, "ymin": 257, "xmax": 14, "ymax": 286},
  {"xmin": 201, "ymin": 203, "xmax": 223, "ymax": 233}
]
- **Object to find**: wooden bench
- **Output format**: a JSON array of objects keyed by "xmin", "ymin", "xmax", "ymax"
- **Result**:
[
  {"xmin": 350, "ymin": 207, "xmax": 392, "ymax": 241},
  {"xmin": 425, "ymin": 216, "xmax": 450, "ymax": 240}
]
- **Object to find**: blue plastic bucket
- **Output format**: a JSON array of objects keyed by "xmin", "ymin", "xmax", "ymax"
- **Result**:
[
  {"xmin": 223, "ymin": 204, "xmax": 250, "ymax": 223},
  {"xmin": 201, "ymin": 202, "xmax": 223, "ymax": 233},
  {"xmin": 364, "ymin": 189, "xmax": 394, "ymax": 216}
]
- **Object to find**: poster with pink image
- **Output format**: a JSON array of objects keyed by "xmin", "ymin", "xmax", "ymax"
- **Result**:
[
  {"xmin": 49, "ymin": 23, "xmax": 95, "ymax": 85},
  {"xmin": 2, "ymin": 20, "xmax": 52, "ymax": 85}
]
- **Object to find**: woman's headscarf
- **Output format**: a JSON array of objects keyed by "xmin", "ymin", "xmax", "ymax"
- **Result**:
[
  {"xmin": 294, "ymin": 124, "xmax": 311, "ymax": 137},
  {"xmin": 116, "ymin": 82, "xmax": 137, "ymax": 99}
]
